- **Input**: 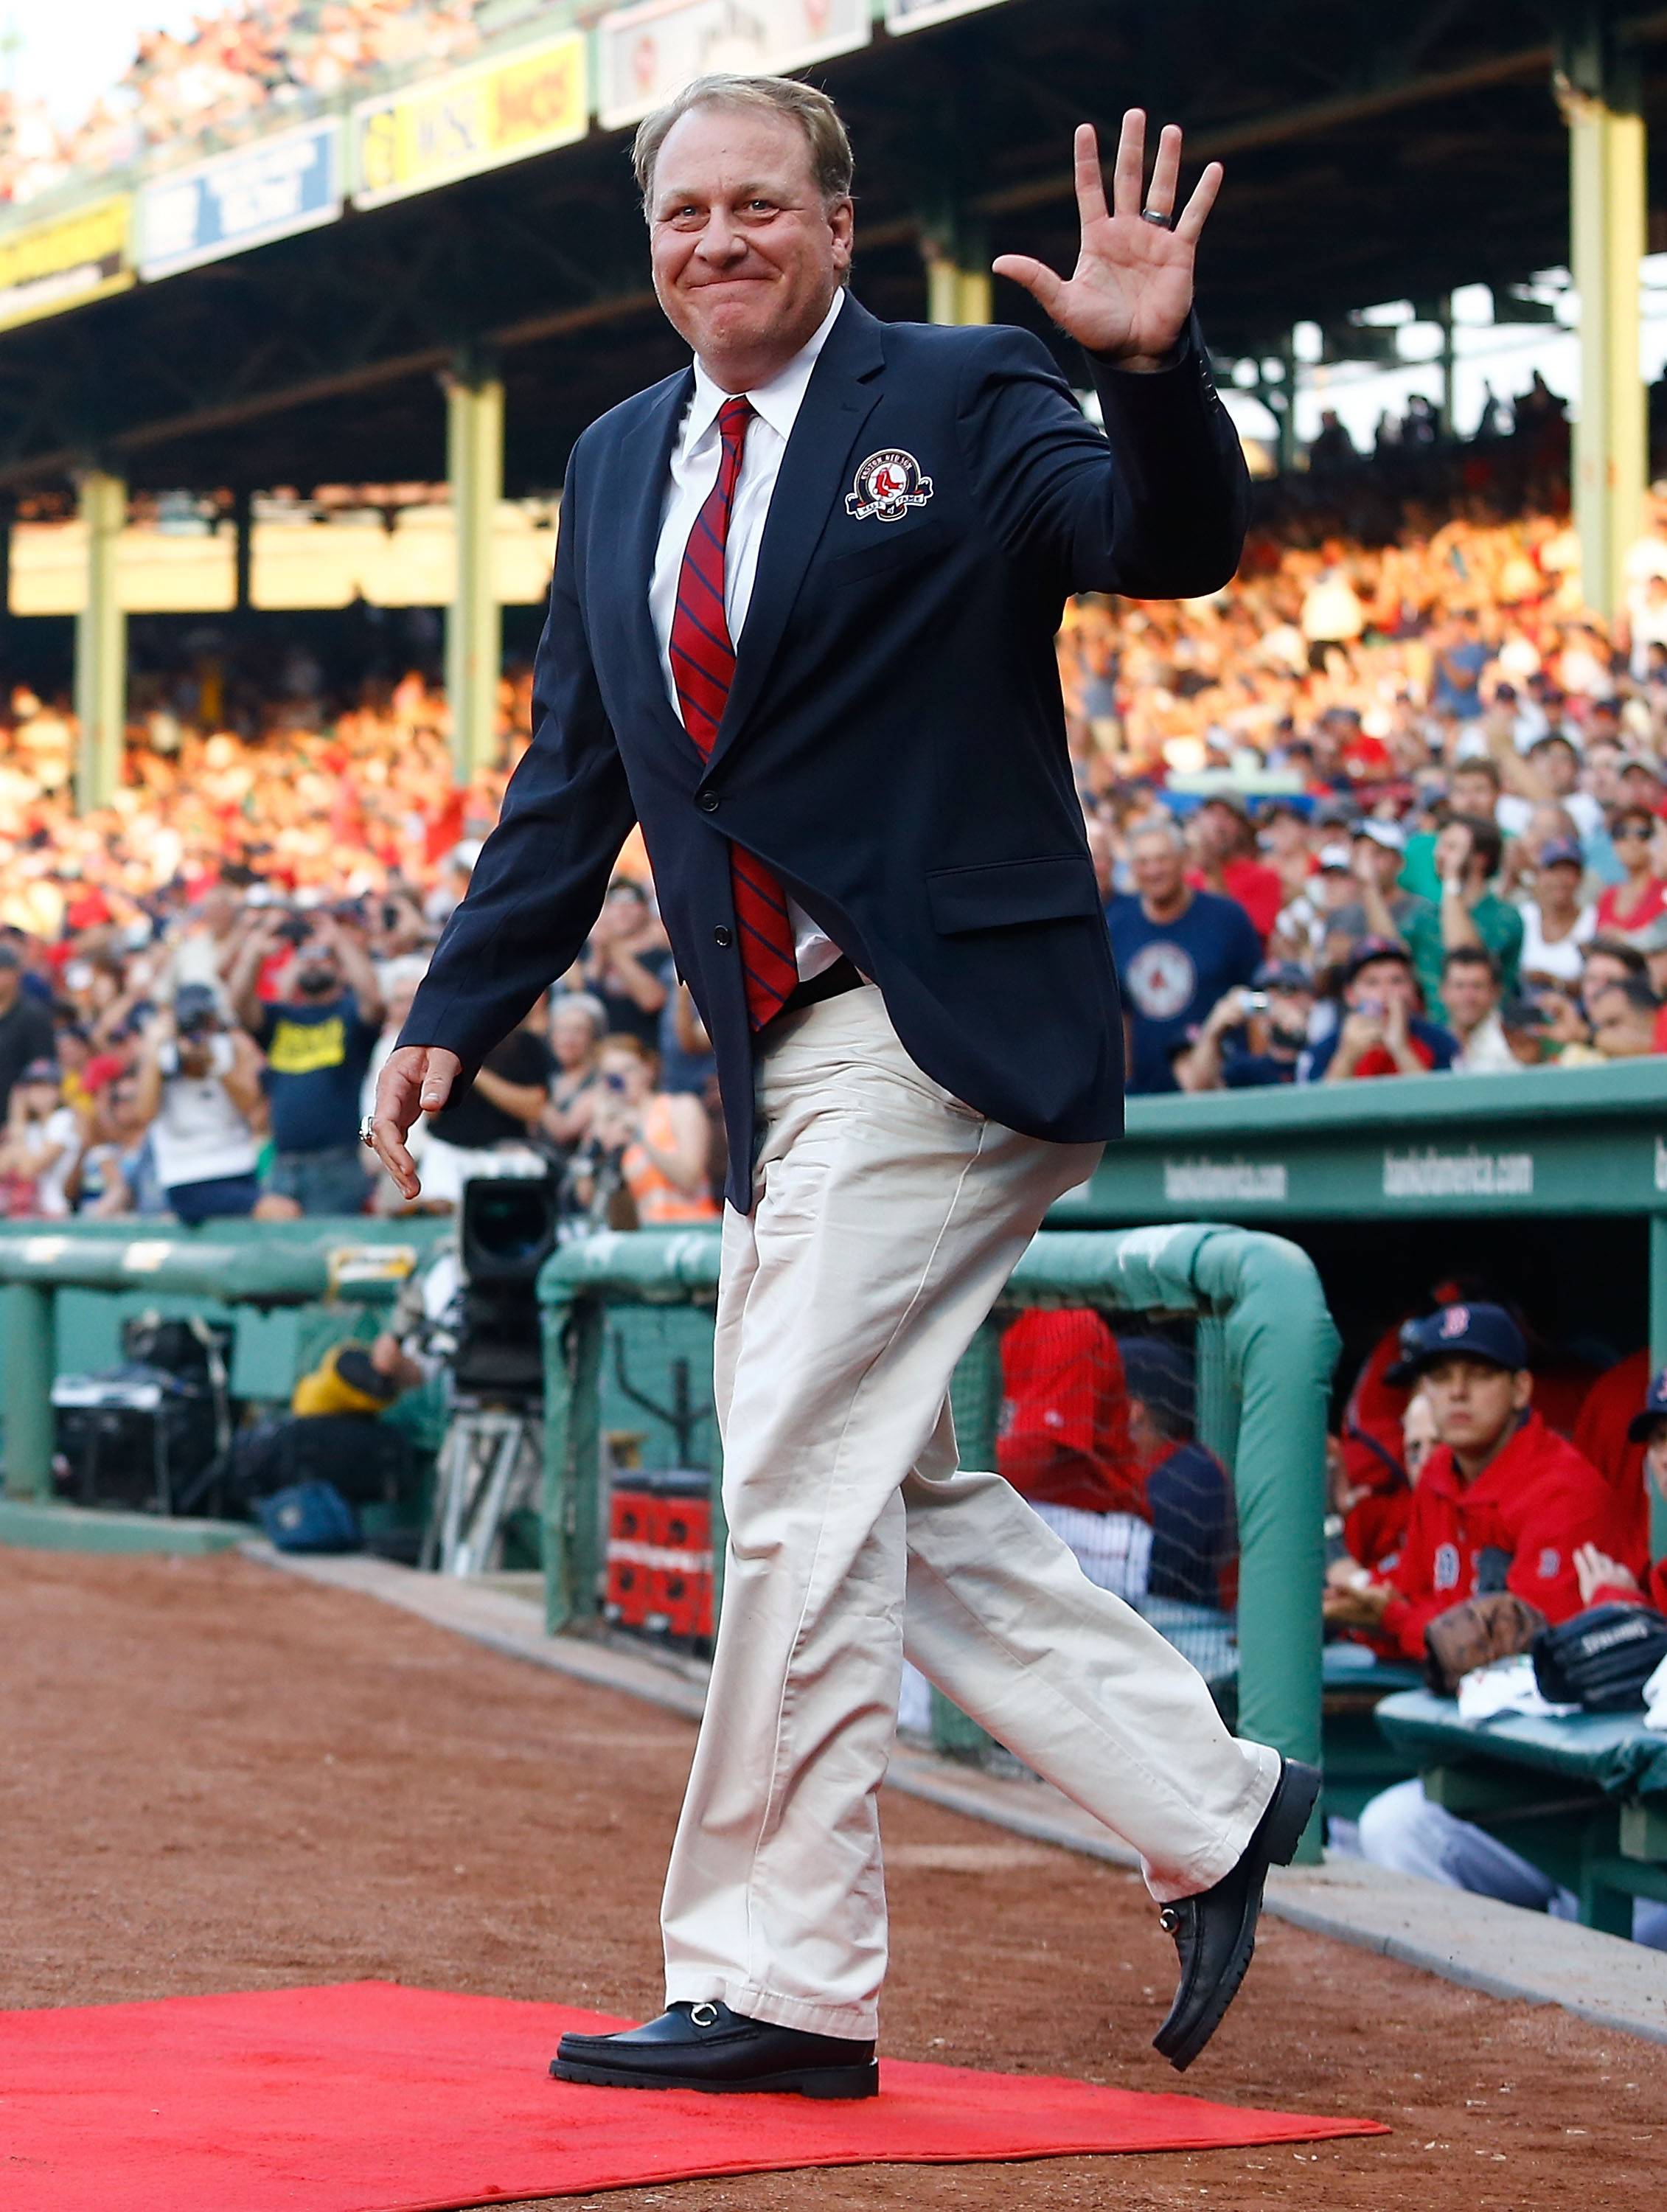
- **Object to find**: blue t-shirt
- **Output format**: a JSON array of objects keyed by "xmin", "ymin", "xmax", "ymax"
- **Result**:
[
  {"xmin": 1106, "ymin": 890, "xmax": 1262, "ymax": 1094},
  {"xmin": 256, "ymin": 995, "xmax": 379, "ymax": 1153},
  {"xmin": 1433, "ymin": 639, "xmax": 1489, "ymax": 719},
  {"xmin": 1301, "ymin": 1011, "xmax": 1459, "ymax": 1082}
]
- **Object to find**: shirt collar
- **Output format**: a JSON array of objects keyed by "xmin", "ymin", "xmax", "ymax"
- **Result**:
[{"xmin": 686, "ymin": 288, "xmax": 846, "ymax": 450}]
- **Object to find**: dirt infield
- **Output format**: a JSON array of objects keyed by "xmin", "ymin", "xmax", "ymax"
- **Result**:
[{"xmin": 5, "ymin": 1547, "xmax": 1665, "ymax": 2210}]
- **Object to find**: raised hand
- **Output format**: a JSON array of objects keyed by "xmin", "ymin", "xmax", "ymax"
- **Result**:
[{"xmin": 992, "ymin": 113, "xmax": 1221, "ymax": 369}]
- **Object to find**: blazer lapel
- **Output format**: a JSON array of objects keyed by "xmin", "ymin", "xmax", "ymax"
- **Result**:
[{"xmin": 704, "ymin": 294, "xmax": 886, "ymax": 777}]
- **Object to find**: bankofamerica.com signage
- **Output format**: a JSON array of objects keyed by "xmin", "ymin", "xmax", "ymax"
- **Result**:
[{"xmin": 596, "ymin": 0, "xmax": 869, "ymax": 131}]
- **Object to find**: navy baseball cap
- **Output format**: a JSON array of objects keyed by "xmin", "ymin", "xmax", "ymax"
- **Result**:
[
  {"xmin": 1253, "ymin": 960, "xmax": 1314, "ymax": 992},
  {"xmin": 1387, "ymin": 1301, "xmax": 1528, "ymax": 1385},
  {"xmin": 1118, "ymin": 1336, "xmax": 1196, "ymax": 1428},
  {"xmin": 1538, "ymin": 838, "xmax": 1584, "ymax": 870},
  {"xmin": 1628, "ymin": 1366, "xmax": 1667, "ymax": 1442}
]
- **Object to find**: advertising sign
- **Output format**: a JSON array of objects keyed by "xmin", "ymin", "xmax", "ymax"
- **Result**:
[
  {"xmin": 139, "ymin": 119, "xmax": 342, "ymax": 280},
  {"xmin": 597, "ymin": 0, "xmax": 869, "ymax": 133},
  {"xmin": 885, "ymin": 0, "xmax": 1009, "ymax": 30},
  {"xmin": 352, "ymin": 31, "xmax": 588, "ymax": 210},
  {"xmin": 0, "ymin": 195, "xmax": 133, "ymax": 332}
]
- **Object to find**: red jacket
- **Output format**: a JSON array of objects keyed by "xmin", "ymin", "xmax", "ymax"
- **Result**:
[{"xmin": 1379, "ymin": 1411, "xmax": 1618, "ymax": 1660}]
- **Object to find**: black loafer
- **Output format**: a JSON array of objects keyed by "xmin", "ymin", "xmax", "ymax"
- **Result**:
[
  {"xmin": 551, "ymin": 2000, "xmax": 878, "ymax": 2098},
  {"xmin": 1152, "ymin": 1755, "xmax": 1321, "ymax": 2073}
]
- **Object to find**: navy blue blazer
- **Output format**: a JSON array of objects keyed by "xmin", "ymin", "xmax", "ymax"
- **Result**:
[{"xmin": 399, "ymin": 294, "xmax": 1247, "ymax": 1209}]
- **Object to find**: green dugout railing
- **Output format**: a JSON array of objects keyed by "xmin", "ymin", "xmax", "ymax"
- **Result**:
[
  {"xmin": 0, "ymin": 1222, "xmax": 440, "ymax": 1502},
  {"xmin": 539, "ymin": 1221, "xmax": 1338, "ymax": 1863}
]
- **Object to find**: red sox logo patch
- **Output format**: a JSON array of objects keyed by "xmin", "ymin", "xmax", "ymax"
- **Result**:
[
  {"xmin": 1439, "ymin": 1304, "xmax": 1470, "ymax": 1338},
  {"xmin": 845, "ymin": 448, "xmax": 933, "ymax": 524}
]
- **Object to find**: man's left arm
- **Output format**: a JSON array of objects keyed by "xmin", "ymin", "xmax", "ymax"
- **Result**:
[{"xmin": 976, "ymin": 111, "xmax": 1246, "ymax": 599}]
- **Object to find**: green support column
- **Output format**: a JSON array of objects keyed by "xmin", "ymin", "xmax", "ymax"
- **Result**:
[
  {"xmin": 1, "ymin": 1281, "xmax": 55, "ymax": 1499},
  {"xmin": 924, "ymin": 225, "xmax": 991, "ymax": 327},
  {"xmin": 232, "ymin": 484, "xmax": 254, "ymax": 616},
  {"xmin": 1562, "ymin": 52, "xmax": 1646, "ymax": 623},
  {"xmin": 74, "ymin": 468, "xmax": 127, "ymax": 813},
  {"xmin": 445, "ymin": 358, "xmax": 504, "ymax": 787}
]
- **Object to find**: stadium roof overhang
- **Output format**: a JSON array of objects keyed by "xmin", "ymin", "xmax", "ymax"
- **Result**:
[{"xmin": 4, "ymin": 0, "xmax": 1667, "ymax": 500}]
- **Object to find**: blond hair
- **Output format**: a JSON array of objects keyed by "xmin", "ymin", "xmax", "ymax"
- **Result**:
[{"xmin": 632, "ymin": 73, "xmax": 854, "ymax": 216}]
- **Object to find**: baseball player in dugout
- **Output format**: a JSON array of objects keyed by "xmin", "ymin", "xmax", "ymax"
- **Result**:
[{"xmin": 366, "ymin": 74, "xmax": 1318, "ymax": 2097}]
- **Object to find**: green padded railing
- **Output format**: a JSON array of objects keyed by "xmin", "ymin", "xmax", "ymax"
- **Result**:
[{"xmin": 537, "ymin": 1220, "xmax": 1339, "ymax": 1863}]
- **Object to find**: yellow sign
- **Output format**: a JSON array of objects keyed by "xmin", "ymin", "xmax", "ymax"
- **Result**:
[
  {"xmin": 353, "ymin": 32, "xmax": 588, "ymax": 210},
  {"xmin": 0, "ymin": 195, "xmax": 133, "ymax": 332}
]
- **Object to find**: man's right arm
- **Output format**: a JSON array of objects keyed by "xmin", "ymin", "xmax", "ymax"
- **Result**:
[{"xmin": 397, "ymin": 451, "xmax": 636, "ymax": 1082}]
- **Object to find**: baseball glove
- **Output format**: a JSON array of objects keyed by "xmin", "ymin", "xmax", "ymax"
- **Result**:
[
  {"xmin": 1423, "ymin": 1591, "xmax": 1549, "ymax": 1694},
  {"xmin": 1532, "ymin": 1604, "xmax": 1667, "ymax": 1713}
]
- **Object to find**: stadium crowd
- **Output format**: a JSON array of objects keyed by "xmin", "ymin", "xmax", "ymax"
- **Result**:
[{"xmin": 0, "ymin": 0, "xmax": 483, "ymax": 207}]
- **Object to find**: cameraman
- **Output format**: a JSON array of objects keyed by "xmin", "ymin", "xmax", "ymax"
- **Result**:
[
  {"xmin": 133, "ymin": 984, "xmax": 266, "ymax": 1225},
  {"xmin": 231, "ymin": 909, "xmax": 385, "ymax": 1217}
]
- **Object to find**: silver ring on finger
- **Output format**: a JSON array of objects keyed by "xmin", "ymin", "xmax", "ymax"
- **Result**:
[
  {"xmin": 358, "ymin": 1113, "xmax": 377, "ymax": 1150},
  {"xmin": 1140, "ymin": 206, "xmax": 1172, "ymax": 226}
]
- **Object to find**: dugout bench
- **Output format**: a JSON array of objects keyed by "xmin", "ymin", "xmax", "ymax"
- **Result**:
[{"xmin": 1374, "ymin": 1688, "xmax": 1667, "ymax": 1936}]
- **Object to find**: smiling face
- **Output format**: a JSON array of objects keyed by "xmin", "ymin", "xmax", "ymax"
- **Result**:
[{"xmin": 647, "ymin": 102, "xmax": 852, "ymax": 390}]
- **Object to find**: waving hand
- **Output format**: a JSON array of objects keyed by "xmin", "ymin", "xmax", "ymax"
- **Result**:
[{"xmin": 992, "ymin": 113, "xmax": 1221, "ymax": 370}]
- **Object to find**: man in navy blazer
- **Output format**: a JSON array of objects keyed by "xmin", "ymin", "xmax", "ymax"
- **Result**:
[{"xmin": 369, "ymin": 77, "xmax": 1318, "ymax": 2096}]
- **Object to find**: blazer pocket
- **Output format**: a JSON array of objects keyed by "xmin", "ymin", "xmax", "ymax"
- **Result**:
[
  {"xmin": 824, "ymin": 515, "xmax": 953, "ymax": 585},
  {"xmin": 926, "ymin": 855, "xmax": 1103, "ymax": 935}
]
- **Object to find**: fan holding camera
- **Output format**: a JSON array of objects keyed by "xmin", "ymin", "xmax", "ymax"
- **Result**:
[
  {"xmin": 568, "ymin": 1034, "xmax": 719, "ymax": 1229},
  {"xmin": 133, "ymin": 985, "xmax": 268, "ymax": 1225}
]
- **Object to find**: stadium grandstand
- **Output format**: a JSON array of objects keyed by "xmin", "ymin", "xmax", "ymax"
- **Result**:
[{"xmin": 4, "ymin": 0, "xmax": 1667, "ymax": 1983}]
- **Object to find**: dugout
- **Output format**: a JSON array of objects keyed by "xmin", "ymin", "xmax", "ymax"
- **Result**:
[{"xmin": 1054, "ymin": 1058, "xmax": 1667, "ymax": 1542}]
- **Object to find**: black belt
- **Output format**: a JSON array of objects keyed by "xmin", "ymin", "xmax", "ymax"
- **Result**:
[{"xmin": 773, "ymin": 955, "xmax": 864, "ymax": 1021}]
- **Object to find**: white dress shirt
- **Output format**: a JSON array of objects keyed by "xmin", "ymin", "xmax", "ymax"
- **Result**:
[{"xmin": 650, "ymin": 288, "xmax": 847, "ymax": 984}]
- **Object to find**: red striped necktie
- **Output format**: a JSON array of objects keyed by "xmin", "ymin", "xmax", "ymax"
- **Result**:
[{"xmin": 668, "ymin": 394, "xmax": 798, "ymax": 1029}]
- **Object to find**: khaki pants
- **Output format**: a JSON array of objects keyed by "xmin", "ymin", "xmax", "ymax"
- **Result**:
[{"xmin": 660, "ymin": 985, "xmax": 1278, "ymax": 2037}]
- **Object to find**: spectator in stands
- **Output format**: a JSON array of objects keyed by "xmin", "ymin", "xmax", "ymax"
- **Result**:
[
  {"xmin": 569, "ymin": 877, "xmax": 672, "ymax": 1050},
  {"xmin": 1432, "ymin": 609, "xmax": 1490, "ymax": 721},
  {"xmin": 1346, "ymin": 1305, "xmax": 1663, "ymax": 1944},
  {"xmin": 1439, "ymin": 947, "xmax": 1515, "ymax": 1073},
  {"xmin": 1587, "ymin": 977, "xmax": 1663, "ymax": 1060},
  {"xmin": 1304, "ymin": 938, "xmax": 1458, "ymax": 1082},
  {"xmin": 231, "ymin": 911, "xmax": 384, "ymax": 1217},
  {"xmin": 542, "ymin": 992, "xmax": 606, "ymax": 1152},
  {"xmin": 0, "ymin": 944, "xmax": 57, "ymax": 1126},
  {"xmin": 1271, "ymin": 842, "xmax": 1356, "ymax": 966},
  {"xmin": 1436, "ymin": 813, "xmax": 1523, "ymax": 992},
  {"xmin": 1595, "ymin": 807, "xmax": 1667, "ymax": 933},
  {"xmin": 1121, "ymin": 1337, "xmax": 1234, "ymax": 1612},
  {"xmin": 1106, "ymin": 821, "xmax": 1261, "ymax": 1094},
  {"xmin": 1175, "ymin": 961, "xmax": 1315, "ymax": 1091},
  {"xmin": 571, "ymin": 1036, "xmax": 719, "ymax": 1227},
  {"xmin": 0, "ymin": 1058, "xmax": 80, "ymax": 1217},
  {"xmin": 1517, "ymin": 837, "xmax": 1595, "ymax": 989},
  {"xmin": 72, "ymin": 1070, "xmax": 161, "ymax": 1218},
  {"xmin": 1186, "ymin": 796, "xmax": 1282, "ymax": 939},
  {"xmin": 132, "ymin": 984, "xmax": 265, "ymax": 1224}
]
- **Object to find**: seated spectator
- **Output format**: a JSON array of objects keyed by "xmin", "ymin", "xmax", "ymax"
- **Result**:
[
  {"xmin": 1175, "ymin": 961, "xmax": 1315, "ymax": 1091},
  {"xmin": 0, "ymin": 1058, "xmax": 80, "ymax": 1217},
  {"xmin": 1435, "ymin": 813, "xmax": 1524, "ymax": 993},
  {"xmin": 1587, "ymin": 976, "xmax": 1663, "ymax": 1060},
  {"xmin": 1186, "ymin": 796, "xmax": 1283, "ymax": 939},
  {"xmin": 1440, "ymin": 947, "xmax": 1515, "ymax": 1073},
  {"xmin": 1271, "ymin": 842, "xmax": 1357, "ymax": 966},
  {"xmin": 1346, "ymin": 1305, "xmax": 1663, "ymax": 1944},
  {"xmin": 1594, "ymin": 806, "xmax": 1666, "ymax": 933},
  {"xmin": 571, "ymin": 1036, "xmax": 719, "ymax": 1226},
  {"xmin": 1122, "ymin": 1336, "xmax": 1236, "ymax": 1611},
  {"xmin": 542, "ymin": 992, "xmax": 606, "ymax": 1151},
  {"xmin": 0, "ymin": 942, "xmax": 56, "ymax": 1125},
  {"xmin": 1517, "ymin": 836, "xmax": 1595, "ymax": 989},
  {"xmin": 1106, "ymin": 821, "xmax": 1262, "ymax": 1094},
  {"xmin": 1304, "ymin": 938, "xmax": 1459, "ymax": 1082},
  {"xmin": 133, "ymin": 985, "xmax": 266, "ymax": 1224},
  {"xmin": 1329, "ymin": 819, "xmax": 1438, "ymax": 981}
]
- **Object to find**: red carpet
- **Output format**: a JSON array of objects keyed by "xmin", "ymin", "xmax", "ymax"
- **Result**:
[{"xmin": 4, "ymin": 1980, "xmax": 1387, "ymax": 2210}]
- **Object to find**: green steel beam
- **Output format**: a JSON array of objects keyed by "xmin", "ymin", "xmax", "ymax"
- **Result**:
[
  {"xmin": 1, "ymin": 1281, "xmax": 54, "ymax": 1499},
  {"xmin": 1562, "ymin": 41, "xmax": 1646, "ymax": 622},
  {"xmin": 445, "ymin": 358, "xmax": 505, "ymax": 787},
  {"xmin": 73, "ymin": 467, "xmax": 126, "ymax": 813}
]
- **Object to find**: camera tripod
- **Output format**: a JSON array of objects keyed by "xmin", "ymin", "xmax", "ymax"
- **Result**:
[{"xmin": 422, "ymin": 1396, "xmax": 543, "ymax": 1577}]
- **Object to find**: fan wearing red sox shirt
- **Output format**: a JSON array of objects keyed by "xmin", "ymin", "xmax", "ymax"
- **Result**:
[{"xmin": 369, "ymin": 77, "xmax": 1315, "ymax": 2097}]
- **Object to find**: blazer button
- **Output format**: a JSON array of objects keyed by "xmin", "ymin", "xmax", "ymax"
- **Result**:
[
  {"xmin": 697, "ymin": 791, "xmax": 720, "ymax": 813},
  {"xmin": 713, "ymin": 925, "xmax": 733, "ymax": 947}
]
